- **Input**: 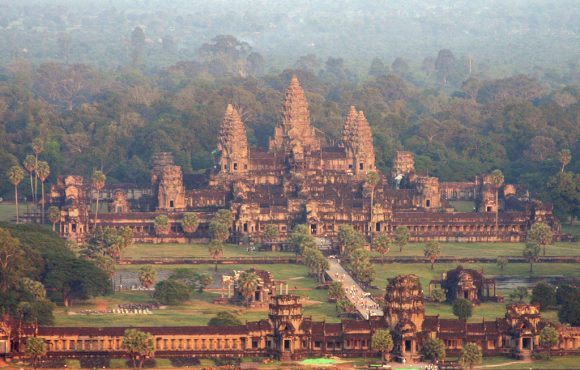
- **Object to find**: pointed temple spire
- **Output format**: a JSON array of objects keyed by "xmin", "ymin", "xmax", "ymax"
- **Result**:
[
  {"xmin": 269, "ymin": 76, "xmax": 320, "ymax": 152},
  {"xmin": 341, "ymin": 105, "xmax": 358, "ymax": 146},
  {"xmin": 350, "ymin": 110, "xmax": 376, "ymax": 175},
  {"xmin": 218, "ymin": 104, "xmax": 249, "ymax": 174}
]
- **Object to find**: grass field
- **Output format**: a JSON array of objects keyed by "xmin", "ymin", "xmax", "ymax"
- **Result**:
[
  {"xmin": 123, "ymin": 239, "xmax": 580, "ymax": 260},
  {"xmin": 122, "ymin": 242, "xmax": 295, "ymax": 259},
  {"xmin": 0, "ymin": 202, "xmax": 26, "ymax": 222},
  {"xmin": 54, "ymin": 263, "xmax": 338, "ymax": 327},
  {"xmin": 371, "ymin": 240, "xmax": 580, "ymax": 257},
  {"xmin": 449, "ymin": 200, "xmax": 476, "ymax": 212},
  {"xmin": 481, "ymin": 355, "xmax": 580, "ymax": 369}
]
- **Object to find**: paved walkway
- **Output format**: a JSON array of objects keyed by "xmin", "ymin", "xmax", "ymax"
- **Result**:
[{"xmin": 326, "ymin": 258, "xmax": 383, "ymax": 320}]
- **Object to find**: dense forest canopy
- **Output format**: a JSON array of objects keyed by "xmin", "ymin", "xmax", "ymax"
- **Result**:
[{"xmin": 0, "ymin": 1, "xmax": 578, "ymax": 221}]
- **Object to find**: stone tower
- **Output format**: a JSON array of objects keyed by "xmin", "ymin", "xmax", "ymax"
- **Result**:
[
  {"xmin": 392, "ymin": 151, "xmax": 415, "ymax": 187},
  {"xmin": 384, "ymin": 275, "xmax": 425, "ymax": 330},
  {"xmin": 384, "ymin": 275, "xmax": 425, "ymax": 362},
  {"xmin": 414, "ymin": 176, "xmax": 441, "ymax": 209},
  {"xmin": 269, "ymin": 76, "xmax": 320, "ymax": 154},
  {"xmin": 348, "ymin": 111, "xmax": 376, "ymax": 176},
  {"xmin": 268, "ymin": 295, "xmax": 304, "ymax": 359},
  {"xmin": 217, "ymin": 104, "xmax": 249, "ymax": 175},
  {"xmin": 158, "ymin": 165, "xmax": 186, "ymax": 211},
  {"xmin": 340, "ymin": 106, "xmax": 358, "ymax": 148}
]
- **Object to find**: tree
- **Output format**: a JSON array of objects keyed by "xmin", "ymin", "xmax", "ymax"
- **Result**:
[
  {"xmin": 489, "ymin": 169, "xmax": 504, "ymax": 236},
  {"xmin": 303, "ymin": 247, "xmax": 329, "ymax": 284},
  {"xmin": 452, "ymin": 298, "xmax": 474, "ymax": 320},
  {"xmin": 208, "ymin": 240, "xmax": 224, "ymax": 271},
  {"xmin": 460, "ymin": 343, "xmax": 482, "ymax": 369},
  {"xmin": 25, "ymin": 336, "xmax": 47, "ymax": 370},
  {"xmin": 237, "ymin": 270, "xmax": 260, "ymax": 307},
  {"xmin": 181, "ymin": 212, "xmax": 199, "ymax": 243},
  {"xmin": 32, "ymin": 138, "xmax": 43, "ymax": 204},
  {"xmin": 364, "ymin": 171, "xmax": 380, "ymax": 234},
  {"xmin": 338, "ymin": 225, "xmax": 365, "ymax": 256},
  {"xmin": 371, "ymin": 329, "xmax": 394, "ymax": 363},
  {"xmin": 7, "ymin": 166, "xmax": 24, "ymax": 223},
  {"xmin": 122, "ymin": 329, "xmax": 154, "ymax": 369},
  {"xmin": 47, "ymin": 206, "xmax": 60, "ymax": 232},
  {"xmin": 347, "ymin": 248, "xmax": 374, "ymax": 288},
  {"xmin": 496, "ymin": 256, "xmax": 509, "ymax": 272},
  {"xmin": 368, "ymin": 58, "xmax": 387, "ymax": 78},
  {"xmin": 510, "ymin": 287, "xmax": 529, "ymax": 302},
  {"xmin": 328, "ymin": 281, "xmax": 345, "ymax": 302},
  {"xmin": 559, "ymin": 149, "xmax": 571, "ymax": 172},
  {"xmin": 153, "ymin": 280, "xmax": 190, "ymax": 305},
  {"xmin": 154, "ymin": 214, "xmax": 170, "ymax": 236},
  {"xmin": 394, "ymin": 226, "xmax": 410, "ymax": 252},
  {"xmin": 372, "ymin": 233, "xmax": 391, "ymax": 262},
  {"xmin": 336, "ymin": 298, "xmax": 355, "ymax": 314},
  {"xmin": 36, "ymin": 161, "xmax": 50, "ymax": 224},
  {"xmin": 289, "ymin": 224, "xmax": 315, "ymax": 254},
  {"xmin": 130, "ymin": 27, "xmax": 146, "ymax": 66},
  {"xmin": 556, "ymin": 284, "xmax": 580, "ymax": 325},
  {"xmin": 531, "ymin": 282, "xmax": 556, "ymax": 310},
  {"xmin": 23, "ymin": 155, "xmax": 36, "ymax": 205},
  {"xmin": 523, "ymin": 242, "xmax": 541, "ymax": 273},
  {"xmin": 546, "ymin": 172, "xmax": 580, "ymax": 221},
  {"xmin": 262, "ymin": 224, "xmax": 279, "ymax": 247},
  {"xmin": 527, "ymin": 222, "xmax": 553, "ymax": 256},
  {"xmin": 138, "ymin": 266, "xmax": 157, "ymax": 288},
  {"xmin": 91, "ymin": 170, "xmax": 106, "ymax": 228},
  {"xmin": 421, "ymin": 338, "xmax": 446, "ymax": 362},
  {"xmin": 435, "ymin": 49, "xmax": 457, "ymax": 86},
  {"xmin": 208, "ymin": 311, "xmax": 243, "ymax": 326},
  {"xmin": 431, "ymin": 288, "xmax": 446, "ymax": 303},
  {"xmin": 539, "ymin": 326, "xmax": 559, "ymax": 358},
  {"xmin": 424, "ymin": 241, "xmax": 441, "ymax": 270},
  {"xmin": 209, "ymin": 220, "xmax": 229, "ymax": 242},
  {"xmin": 194, "ymin": 273, "xmax": 212, "ymax": 293}
]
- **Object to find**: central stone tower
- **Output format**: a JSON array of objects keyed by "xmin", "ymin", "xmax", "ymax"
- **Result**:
[{"xmin": 269, "ymin": 76, "xmax": 320, "ymax": 156}]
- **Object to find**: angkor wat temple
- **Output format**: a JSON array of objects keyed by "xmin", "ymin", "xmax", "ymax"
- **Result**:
[
  {"xmin": 49, "ymin": 76, "xmax": 559, "ymax": 243},
  {"xmin": 2, "ymin": 275, "xmax": 579, "ymax": 361}
]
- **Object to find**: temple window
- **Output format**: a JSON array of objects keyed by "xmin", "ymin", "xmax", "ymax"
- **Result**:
[
  {"xmin": 252, "ymin": 340, "xmax": 258, "ymax": 349},
  {"xmin": 169, "ymin": 200, "xmax": 174, "ymax": 208},
  {"xmin": 359, "ymin": 163, "xmax": 364, "ymax": 170},
  {"xmin": 314, "ymin": 341, "xmax": 321, "ymax": 349},
  {"xmin": 234, "ymin": 163, "xmax": 238, "ymax": 170},
  {"xmin": 426, "ymin": 199, "xmax": 431, "ymax": 207}
]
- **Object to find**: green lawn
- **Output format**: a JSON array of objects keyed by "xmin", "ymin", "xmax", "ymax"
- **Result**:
[
  {"xmin": 54, "ymin": 263, "xmax": 338, "ymax": 327},
  {"xmin": 449, "ymin": 200, "xmax": 476, "ymax": 212},
  {"xmin": 122, "ymin": 243, "xmax": 295, "ymax": 259},
  {"xmin": 372, "ymin": 241, "xmax": 580, "ymax": 258},
  {"xmin": 0, "ymin": 202, "xmax": 26, "ymax": 222},
  {"xmin": 562, "ymin": 222, "xmax": 580, "ymax": 237},
  {"xmin": 481, "ymin": 355, "xmax": 580, "ymax": 369}
]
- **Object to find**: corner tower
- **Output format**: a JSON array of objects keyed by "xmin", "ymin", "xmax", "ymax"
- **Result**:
[
  {"xmin": 269, "ymin": 76, "xmax": 320, "ymax": 154},
  {"xmin": 348, "ymin": 111, "xmax": 376, "ymax": 176},
  {"xmin": 217, "ymin": 104, "xmax": 249, "ymax": 174}
]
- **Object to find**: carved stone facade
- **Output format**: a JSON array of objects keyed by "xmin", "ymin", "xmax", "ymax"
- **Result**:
[
  {"xmin": 4, "ymin": 277, "xmax": 579, "ymax": 361},
  {"xmin": 49, "ymin": 76, "xmax": 559, "ymax": 244},
  {"xmin": 429, "ymin": 267, "xmax": 498, "ymax": 304}
]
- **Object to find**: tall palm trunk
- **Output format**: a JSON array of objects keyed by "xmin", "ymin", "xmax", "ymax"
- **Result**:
[
  {"xmin": 34, "ymin": 154, "xmax": 38, "ymax": 203},
  {"xmin": 41, "ymin": 180, "xmax": 45, "ymax": 224},
  {"xmin": 14, "ymin": 185, "xmax": 19, "ymax": 223},
  {"xmin": 94, "ymin": 190, "xmax": 100, "ymax": 228},
  {"xmin": 29, "ymin": 172, "xmax": 34, "ymax": 206},
  {"xmin": 495, "ymin": 190, "xmax": 499, "ymax": 238}
]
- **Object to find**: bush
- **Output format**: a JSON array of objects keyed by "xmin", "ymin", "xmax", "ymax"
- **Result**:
[
  {"xmin": 452, "ymin": 298, "xmax": 474, "ymax": 320},
  {"xmin": 531, "ymin": 282, "xmax": 556, "ymax": 310},
  {"xmin": 80, "ymin": 357, "xmax": 110, "ymax": 368},
  {"xmin": 125, "ymin": 358, "xmax": 156, "ymax": 368},
  {"xmin": 153, "ymin": 280, "xmax": 190, "ymax": 305},
  {"xmin": 169, "ymin": 357, "xmax": 200, "ymax": 367},
  {"xmin": 214, "ymin": 357, "xmax": 241, "ymax": 366}
]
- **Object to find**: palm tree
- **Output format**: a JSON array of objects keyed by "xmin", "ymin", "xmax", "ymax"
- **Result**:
[
  {"xmin": 489, "ymin": 169, "xmax": 504, "ymax": 237},
  {"xmin": 23, "ymin": 155, "xmax": 36, "ymax": 204},
  {"xmin": 181, "ymin": 212, "xmax": 199, "ymax": 243},
  {"xmin": 7, "ymin": 166, "xmax": 24, "ymax": 223},
  {"xmin": 559, "ymin": 149, "xmax": 571, "ymax": 173},
  {"xmin": 91, "ymin": 170, "xmax": 106, "ymax": 228},
  {"xmin": 237, "ymin": 271, "xmax": 260, "ymax": 307},
  {"xmin": 138, "ymin": 266, "xmax": 157, "ymax": 288},
  {"xmin": 36, "ymin": 161, "xmax": 50, "ymax": 224},
  {"xmin": 208, "ymin": 240, "xmax": 224, "ymax": 271},
  {"xmin": 31, "ymin": 138, "xmax": 44, "ymax": 203},
  {"xmin": 48, "ymin": 206, "xmax": 60, "ymax": 232},
  {"xmin": 364, "ymin": 171, "xmax": 380, "ymax": 237}
]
